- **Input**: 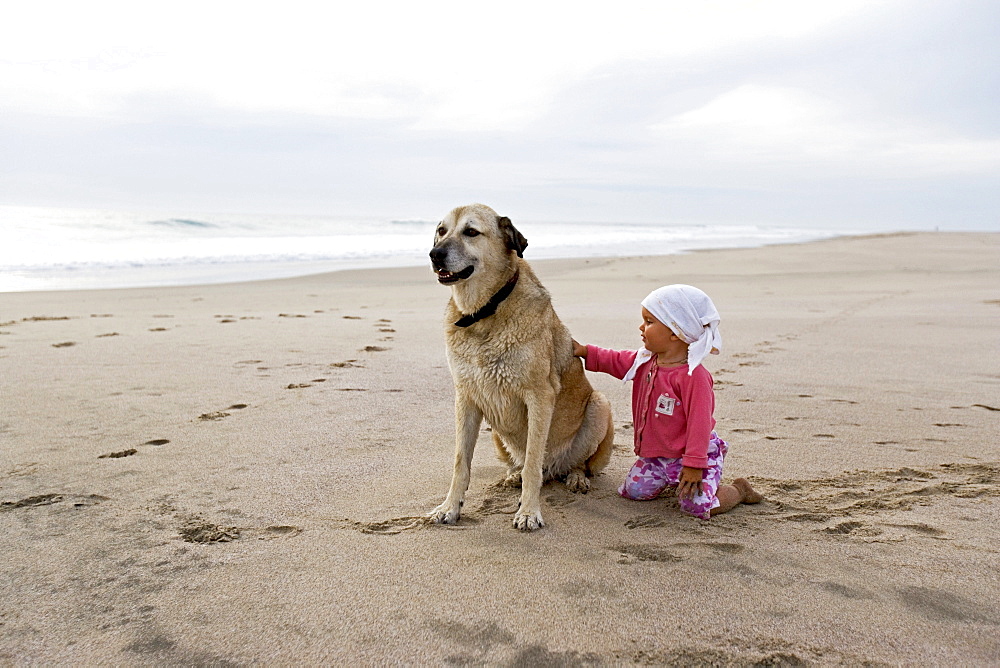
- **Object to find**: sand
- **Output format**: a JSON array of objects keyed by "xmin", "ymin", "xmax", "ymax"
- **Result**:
[{"xmin": 1, "ymin": 232, "xmax": 998, "ymax": 665}]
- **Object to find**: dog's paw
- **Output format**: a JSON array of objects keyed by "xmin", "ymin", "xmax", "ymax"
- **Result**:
[
  {"xmin": 501, "ymin": 470, "xmax": 522, "ymax": 488},
  {"xmin": 564, "ymin": 469, "xmax": 590, "ymax": 494},
  {"xmin": 513, "ymin": 508, "xmax": 545, "ymax": 531},
  {"xmin": 428, "ymin": 501, "xmax": 461, "ymax": 525}
]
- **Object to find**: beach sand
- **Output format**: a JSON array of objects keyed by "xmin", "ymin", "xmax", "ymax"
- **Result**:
[{"xmin": 1, "ymin": 232, "xmax": 998, "ymax": 665}]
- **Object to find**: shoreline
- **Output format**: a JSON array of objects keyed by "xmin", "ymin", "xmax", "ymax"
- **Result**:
[
  {"xmin": 0, "ymin": 227, "xmax": 890, "ymax": 295},
  {"xmin": 2, "ymin": 231, "xmax": 998, "ymax": 664}
]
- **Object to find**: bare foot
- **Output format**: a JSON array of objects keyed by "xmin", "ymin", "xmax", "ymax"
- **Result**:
[{"xmin": 733, "ymin": 478, "xmax": 763, "ymax": 504}]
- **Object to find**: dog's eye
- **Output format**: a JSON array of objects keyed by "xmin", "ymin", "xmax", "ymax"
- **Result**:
[
  {"xmin": 436, "ymin": 227, "xmax": 446, "ymax": 237},
  {"xmin": 463, "ymin": 228, "xmax": 480, "ymax": 237}
]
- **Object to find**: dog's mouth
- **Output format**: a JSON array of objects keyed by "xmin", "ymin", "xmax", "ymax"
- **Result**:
[{"xmin": 436, "ymin": 265, "xmax": 475, "ymax": 284}]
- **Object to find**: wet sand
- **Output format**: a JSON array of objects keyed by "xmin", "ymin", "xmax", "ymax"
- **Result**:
[{"xmin": 1, "ymin": 232, "xmax": 998, "ymax": 665}]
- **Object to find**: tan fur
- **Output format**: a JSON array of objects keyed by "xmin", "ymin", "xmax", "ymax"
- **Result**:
[{"xmin": 428, "ymin": 204, "xmax": 615, "ymax": 531}]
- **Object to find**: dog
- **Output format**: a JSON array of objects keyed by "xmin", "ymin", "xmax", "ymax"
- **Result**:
[{"xmin": 428, "ymin": 204, "xmax": 615, "ymax": 531}]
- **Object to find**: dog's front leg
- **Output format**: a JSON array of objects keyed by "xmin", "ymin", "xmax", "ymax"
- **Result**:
[
  {"xmin": 514, "ymin": 388, "xmax": 555, "ymax": 531},
  {"xmin": 429, "ymin": 396, "xmax": 483, "ymax": 525}
]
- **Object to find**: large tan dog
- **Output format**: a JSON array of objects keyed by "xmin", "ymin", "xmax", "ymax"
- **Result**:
[{"xmin": 428, "ymin": 204, "xmax": 615, "ymax": 531}]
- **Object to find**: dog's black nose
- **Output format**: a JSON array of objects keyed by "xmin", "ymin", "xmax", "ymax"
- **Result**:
[{"xmin": 429, "ymin": 246, "xmax": 447, "ymax": 263}]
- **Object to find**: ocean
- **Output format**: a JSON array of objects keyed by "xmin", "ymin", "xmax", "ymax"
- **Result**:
[{"xmin": 0, "ymin": 205, "xmax": 856, "ymax": 293}]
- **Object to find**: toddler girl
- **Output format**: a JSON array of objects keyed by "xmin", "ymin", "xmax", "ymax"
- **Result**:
[{"xmin": 573, "ymin": 284, "xmax": 761, "ymax": 519}]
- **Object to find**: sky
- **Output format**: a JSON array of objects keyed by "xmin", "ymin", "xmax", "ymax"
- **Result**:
[{"xmin": 2, "ymin": 0, "xmax": 998, "ymax": 230}]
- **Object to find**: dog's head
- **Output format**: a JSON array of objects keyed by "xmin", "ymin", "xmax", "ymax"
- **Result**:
[{"xmin": 429, "ymin": 204, "xmax": 528, "ymax": 285}]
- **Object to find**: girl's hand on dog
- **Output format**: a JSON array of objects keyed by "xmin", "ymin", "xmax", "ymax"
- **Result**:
[{"xmin": 572, "ymin": 340, "xmax": 588, "ymax": 358}]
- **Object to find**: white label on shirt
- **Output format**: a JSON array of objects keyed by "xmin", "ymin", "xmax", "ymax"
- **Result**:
[{"xmin": 655, "ymin": 394, "xmax": 676, "ymax": 416}]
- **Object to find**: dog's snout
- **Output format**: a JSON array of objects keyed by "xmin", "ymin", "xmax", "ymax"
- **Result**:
[{"xmin": 429, "ymin": 245, "xmax": 447, "ymax": 264}]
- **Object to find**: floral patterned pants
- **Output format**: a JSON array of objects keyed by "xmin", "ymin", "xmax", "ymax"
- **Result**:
[{"xmin": 618, "ymin": 432, "xmax": 728, "ymax": 519}]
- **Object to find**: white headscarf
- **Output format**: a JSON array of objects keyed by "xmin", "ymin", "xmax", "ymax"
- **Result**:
[{"xmin": 623, "ymin": 284, "xmax": 722, "ymax": 381}]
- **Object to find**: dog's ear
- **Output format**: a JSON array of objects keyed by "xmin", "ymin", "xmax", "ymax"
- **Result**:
[{"xmin": 498, "ymin": 216, "xmax": 528, "ymax": 258}]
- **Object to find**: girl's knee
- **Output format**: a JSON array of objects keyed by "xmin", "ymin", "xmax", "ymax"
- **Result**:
[
  {"xmin": 618, "ymin": 479, "xmax": 667, "ymax": 501},
  {"xmin": 679, "ymin": 495, "xmax": 716, "ymax": 520},
  {"xmin": 619, "ymin": 458, "xmax": 674, "ymax": 500}
]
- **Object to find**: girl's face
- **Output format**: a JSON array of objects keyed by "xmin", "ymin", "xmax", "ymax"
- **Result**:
[{"xmin": 639, "ymin": 307, "xmax": 678, "ymax": 353}]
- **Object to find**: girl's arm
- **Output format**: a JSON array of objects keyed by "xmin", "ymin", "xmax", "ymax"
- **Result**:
[
  {"xmin": 580, "ymin": 344, "xmax": 638, "ymax": 380},
  {"xmin": 572, "ymin": 339, "xmax": 588, "ymax": 358}
]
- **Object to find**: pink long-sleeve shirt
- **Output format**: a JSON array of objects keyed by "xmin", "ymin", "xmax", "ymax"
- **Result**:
[{"xmin": 585, "ymin": 345, "xmax": 716, "ymax": 468}]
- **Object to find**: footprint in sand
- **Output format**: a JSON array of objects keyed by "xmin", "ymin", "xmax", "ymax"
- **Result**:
[
  {"xmin": 375, "ymin": 319, "xmax": 396, "ymax": 339},
  {"xmin": 783, "ymin": 512, "xmax": 834, "ymax": 523},
  {"xmin": 52, "ymin": 341, "xmax": 76, "ymax": 348},
  {"xmin": 886, "ymin": 522, "xmax": 945, "ymax": 536},
  {"xmin": 1, "ymin": 493, "xmax": 109, "ymax": 511},
  {"xmin": 98, "ymin": 448, "xmax": 137, "ymax": 459},
  {"xmin": 897, "ymin": 586, "xmax": 996, "ymax": 624},
  {"xmin": 673, "ymin": 541, "xmax": 745, "ymax": 554},
  {"xmin": 361, "ymin": 345, "xmax": 389, "ymax": 352},
  {"xmin": 338, "ymin": 516, "xmax": 429, "ymax": 535},
  {"xmin": 1, "ymin": 494, "xmax": 64, "ymax": 510},
  {"xmin": 286, "ymin": 379, "xmax": 328, "ymax": 389},
  {"xmin": 625, "ymin": 515, "xmax": 668, "ymax": 529},
  {"xmin": 179, "ymin": 519, "xmax": 240, "ymax": 543},
  {"xmin": 197, "ymin": 404, "xmax": 249, "ymax": 420},
  {"xmin": 246, "ymin": 525, "xmax": 304, "ymax": 540},
  {"xmin": 821, "ymin": 521, "xmax": 882, "ymax": 537},
  {"xmin": 819, "ymin": 581, "xmax": 874, "ymax": 600},
  {"xmin": 764, "ymin": 462, "xmax": 1000, "ymax": 524},
  {"xmin": 613, "ymin": 544, "xmax": 684, "ymax": 564}
]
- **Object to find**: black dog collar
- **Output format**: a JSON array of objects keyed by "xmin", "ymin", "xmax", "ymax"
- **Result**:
[{"xmin": 454, "ymin": 271, "xmax": 520, "ymax": 328}]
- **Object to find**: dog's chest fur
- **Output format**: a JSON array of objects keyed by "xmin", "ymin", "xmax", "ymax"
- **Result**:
[
  {"xmin": 446, "ymin": 334, "xmax": 536, "ymax": 442},
  {"xmin": 448, "ymin": 333, "xmax": 532, "ymax": 388},
  {"xmin": 444, "ymin": 286, "xmax": 561, "ymax": 435}
]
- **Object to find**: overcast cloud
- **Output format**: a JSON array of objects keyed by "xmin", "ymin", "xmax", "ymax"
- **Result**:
[{"xmin": 2, "ymin": 0, "xmax": 997, "ymax": 229}]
